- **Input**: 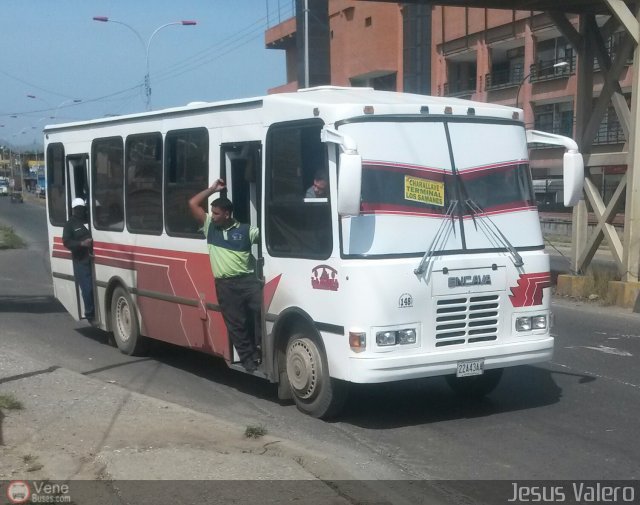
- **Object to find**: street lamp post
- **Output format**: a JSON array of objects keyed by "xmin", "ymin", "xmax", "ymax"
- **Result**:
[
  {"xmin": 26, "ymin": 94, "xmax": 54, "ymax": 111},
  {"xmin": 53, "ymin": 99, "xmax": 82, "ymax": 120},
  {"xmin": 93, "ymin": 16, "xmax": 197, "ymax": 111},
  {"xmin": 515, "ymin": 61, "xmax": 569, "ymax": 109}
]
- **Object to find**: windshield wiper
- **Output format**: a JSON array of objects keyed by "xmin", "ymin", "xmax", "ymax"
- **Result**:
[
  {"xmin": 465, "ymin": 199, "xmax": 524, "ymax": 268},
  {"xmin": 414, "ymin": 200, "xmax": 458, "ymax": 276}
]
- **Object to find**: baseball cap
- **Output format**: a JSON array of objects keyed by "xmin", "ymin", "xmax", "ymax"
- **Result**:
[{"xmin": 71, "ymin": 197, "xmax": 86, "ymax": 208}]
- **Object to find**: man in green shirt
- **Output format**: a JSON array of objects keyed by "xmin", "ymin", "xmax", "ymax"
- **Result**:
[{"xmin": 189, "ymin": 179, "xmax": 262, "ymax": 372}]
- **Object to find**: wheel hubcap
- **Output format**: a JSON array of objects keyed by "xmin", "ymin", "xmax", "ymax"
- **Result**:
[
  {"xmin": 286, "ymin": 339, "xmax": 320, "ymax": 399},
  {"xmin": 115, "ymin": 297, "xmax": 131, "ymax": 343}
]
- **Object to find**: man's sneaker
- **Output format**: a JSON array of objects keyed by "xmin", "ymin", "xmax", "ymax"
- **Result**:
[
  {"xmin": 242, "ymin": 358, "xmax": 258, "ymax": 373},
  {"xmin": 252, "ymin": 348, "xmax": 262, "ymax": 365}
]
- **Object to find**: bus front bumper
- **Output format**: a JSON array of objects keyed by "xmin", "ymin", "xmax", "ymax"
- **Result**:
[{"xmin": 346, "ymin": 337, "xmax": 554, "ymax": 383}]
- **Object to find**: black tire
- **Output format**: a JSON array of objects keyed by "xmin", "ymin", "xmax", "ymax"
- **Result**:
[
  {"xmin": 285, "ymin": 333, "xmax": 347, "ymax": 419},
  {"xmin": 445, "ymin": 368, "xmax": 503, "ymax": 398},
  {"xmin": 110, "ymin": 286, "xmax": 147, "ymax": 356}
]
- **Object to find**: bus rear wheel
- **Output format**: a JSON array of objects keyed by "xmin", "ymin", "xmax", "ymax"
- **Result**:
[
  {"xmin": 445, "ymin": 368, "xmax": 503, "ymax": 399},
  {"xmin": 111, "ymin": 286, "xmax": 147, "ymax": 356},
  {"xmin": 285, "ymin": 334, "xmax": 347, "ymax": 419}
]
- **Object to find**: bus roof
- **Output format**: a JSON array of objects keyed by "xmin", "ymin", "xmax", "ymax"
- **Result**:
[{"xmin": 43, "ymin": 86, "xmax": 521, "ymax": 134}]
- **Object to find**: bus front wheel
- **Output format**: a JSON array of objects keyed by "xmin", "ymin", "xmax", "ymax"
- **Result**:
[
  {"xmin": 285, "ymin": 334, "xmax": 347, "ymax": 419},
  {"xmin": 111, "ymin": 286, "xmax": 147, "ymax": 356},
  {"xmin": 445, "ymin": 368, "xmax": 503, "ymax": 398}
]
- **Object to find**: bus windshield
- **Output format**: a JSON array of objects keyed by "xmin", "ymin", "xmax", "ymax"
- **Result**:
[{"xmin": 338, "ymin": 118, "xmax": 538, "ymax": 257}]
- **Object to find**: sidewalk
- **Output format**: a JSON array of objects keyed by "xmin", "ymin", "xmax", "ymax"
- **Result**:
[
  {"xmin": 0, "ymin": 348, "xmax": 446, "ymax": 504},
  {"xmin": 0, "ymin": 348, "xmax": 373, "ymax": 503},
  {"xmin": 0, "ymin": 347, "xmax": 339, "ymax": 480}
]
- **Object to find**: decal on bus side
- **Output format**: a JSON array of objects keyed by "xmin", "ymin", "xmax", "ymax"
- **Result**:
[
  {"xmin": 509, "ymin": 272, "xmax": 551, "ymax": 307},
  {"xmin": 311, "ymin": 265, "xmax": 339, "ymax": 291}
]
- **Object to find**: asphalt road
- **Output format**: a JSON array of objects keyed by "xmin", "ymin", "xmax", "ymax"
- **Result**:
[{"xmin": 1, "ymin": 197, "xmax": 639, "ymax": 497}]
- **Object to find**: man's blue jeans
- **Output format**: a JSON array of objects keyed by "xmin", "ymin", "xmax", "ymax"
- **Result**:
[{"xmin": 73, "ymin": 260, "xmax": 95, "ymax": 319}]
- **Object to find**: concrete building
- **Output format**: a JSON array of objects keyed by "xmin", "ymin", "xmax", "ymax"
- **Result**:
[
  {"xmin": 265, "ymin": 1, "xmax": 431, "ymax": 95},
  {"xmin": 265, "ymin": 2, "xmax": 629, "ymax": 209},
  {"xmin": 432, "ymin": 6, "xmax": 630, "ymax": 209}
]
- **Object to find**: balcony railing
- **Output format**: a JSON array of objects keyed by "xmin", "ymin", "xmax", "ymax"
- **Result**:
[
  {"xmin": 443, "ymin": 77, "xmax": 476, "ymax": 97},
  {"xmin": 485, "ymin": 67, "xmax": 524, "ymax": 91},
  {"xmin": 593, "ymin": 122, "xmax": 626, "ymax": 145},
  {"xmin": 530, "ymin": 54, "xmax": 576, "ymax": 83}
]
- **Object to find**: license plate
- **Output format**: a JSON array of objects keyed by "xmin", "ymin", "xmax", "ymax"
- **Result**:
[{"xmin": 456, "ymin": 359, "xmax": 485, "ymax": 377}]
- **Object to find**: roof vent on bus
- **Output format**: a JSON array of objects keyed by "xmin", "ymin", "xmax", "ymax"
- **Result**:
[
  {"xmin": 363, "ymin": 105, "xmax": 374, "ymax": 114},
  {"xmin": 444, "ymin": 106, "xmax": 453, "ymax": 114},
  {"xmin": 420, "ymin": 106, "xmax": 429, "ymax": 114},
  {"xmin": 467, "ymin": 107, "xmax": 475, "ymax": 115},
  {"xmin": 513, "ymin": 111, "xmax": 520, "ymax": 120}
]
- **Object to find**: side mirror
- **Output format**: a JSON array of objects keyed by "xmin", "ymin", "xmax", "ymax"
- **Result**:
[
  {"xmin": 562, "ymin": 151, "xmax": 584, "ymax": 207},
  {"xmin": 337, "ymin": 152, "xmax": 362, "ymax": 216},
  {"xmin": 526, "ymin": 129, "xmax": 584, "ymax": 207},
  {"xmin": 321, "ymin": 126, "xmax": 363, "ymax": 216}
]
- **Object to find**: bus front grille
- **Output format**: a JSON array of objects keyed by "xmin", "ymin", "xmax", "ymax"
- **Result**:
[{"xmin": 435, "ymin": 295, "xmax": 499, "ymax": 347}]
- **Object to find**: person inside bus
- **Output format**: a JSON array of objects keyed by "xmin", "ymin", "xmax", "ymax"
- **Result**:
[
  {"xmin": 62, "ymin": 198, "xmax": 95, "ymax": 324},
  {"xmin": 188, "ymin": 179, "xmax": 262, "ymax": 372},
  {"xmin": 305, "ymin": 170, "xmax": 329, "ymax": 198}
]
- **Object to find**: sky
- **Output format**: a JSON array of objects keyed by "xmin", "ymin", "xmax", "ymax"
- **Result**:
[{"xmin": 0, "ymin": 0, "xmax": 292, "ymax": 150}]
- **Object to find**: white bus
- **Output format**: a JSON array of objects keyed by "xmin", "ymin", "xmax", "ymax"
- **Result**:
[{"xmin": 45, "ymin": 87, "xmax": 583, "ymax": 418}]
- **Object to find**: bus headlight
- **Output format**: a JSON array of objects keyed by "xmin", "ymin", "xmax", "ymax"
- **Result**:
[
  {"xmin": 515, "ymin": 317, "xmax": 532, "ymax": 332},
  {"xmin": 398, "ymin": 329, "xmax": 417, "ymax": 344},
  {"xmin": 376, "ymin": 331, "xmax": 397, "ymax": 346},
  {"xmin": 516, "ymin": 315, "xmax": 547, "ymax": 332},
  {"xmin": 532, "ymin": 315, "xmax": 547, "ymax": 329}
]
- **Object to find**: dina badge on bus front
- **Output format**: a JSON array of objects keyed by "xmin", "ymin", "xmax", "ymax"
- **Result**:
[{"xmin": 311, "ymin": 265, "xmax": 339, "ymax": 291}]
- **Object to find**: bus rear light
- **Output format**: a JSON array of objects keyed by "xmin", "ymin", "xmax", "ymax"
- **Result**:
[{"xmin": 349, "ymin": 332, "xmax": 366, "ymax": 352}]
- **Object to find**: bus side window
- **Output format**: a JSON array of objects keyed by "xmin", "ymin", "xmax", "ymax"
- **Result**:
[
  {"xmin": 165, "ymin": 127, "xmax": 209, "ymax": 238},
  {"xmin": 266, "ymin": 120, "xmax": 332, "ymax": 259}
]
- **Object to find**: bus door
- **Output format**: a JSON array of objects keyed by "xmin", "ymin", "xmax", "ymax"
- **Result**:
[
  {"xmin": 65, "ymin": 155, "xmax": 96, "ymax": 322},
  {"xmin": 220, "ymin": 143, "xmax": 267, "ymax": 372}
]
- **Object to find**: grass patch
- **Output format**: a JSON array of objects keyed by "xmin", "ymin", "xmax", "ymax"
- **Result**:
[
  {"xmin": 575, "ymin": 267, "xmax": 620, "ymax": 304},
  {"xmin": 22, "ymin": 454, "xmax": 43, "ymax": 472},
  {"xmin": 0, "ymin": 393, "xmax": 23, "ymax": 410},
  {"xmin": 244, "ymin": 424, "xmax": 267, "ymax": 439},
  {"xmin": 0, "ymin": 225, "xmax": 26, "ymax": 249}
]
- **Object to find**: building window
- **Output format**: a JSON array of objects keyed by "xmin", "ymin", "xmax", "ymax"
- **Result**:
[
  {"xmin": 125, "ymin": 133, "xmax": 163, "ymax": 235},
  {"xmin": 486, "ymin": 46, "xmax": 524, "ymax": 90},
  {"xmin": 92, "ymin": 137, "xmax": 124, "ymax": 231},
  {"xmin": 164, "ymin": 128, "xmax": 209, "ymax": 238},
  {"xmin": 593, "ymin": 97, "xmax": 629, "ymax": 145},
  {"xmin": 533, "ymin": 102, "xmax": 574, "ymax": 138},
  {"xmin": 351, "ymin": 72, "xmax": 397, "ymax": 91},
  {"xmin": 46, "ymin": 143, "xmax": 66, "ymax": 226},
  {"xmin": 531, "ymin": 37, "xmax": 574, "ymax": 81},
  {"xmin": 445, "ymin": 59, "xmax": 477, "ymax": 97},
  {"xmin": 265, "ymin": 119, "xmax": 332, "ymax": 259},
  {"xmin": 365, "ymin": 16, "xmax": 372, "ymax": 27}
]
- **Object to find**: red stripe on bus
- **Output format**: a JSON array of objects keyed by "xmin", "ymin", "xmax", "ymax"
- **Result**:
[{"xmin": 509, "ymin": 272, "xmax": 551, "ymax": 307}]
